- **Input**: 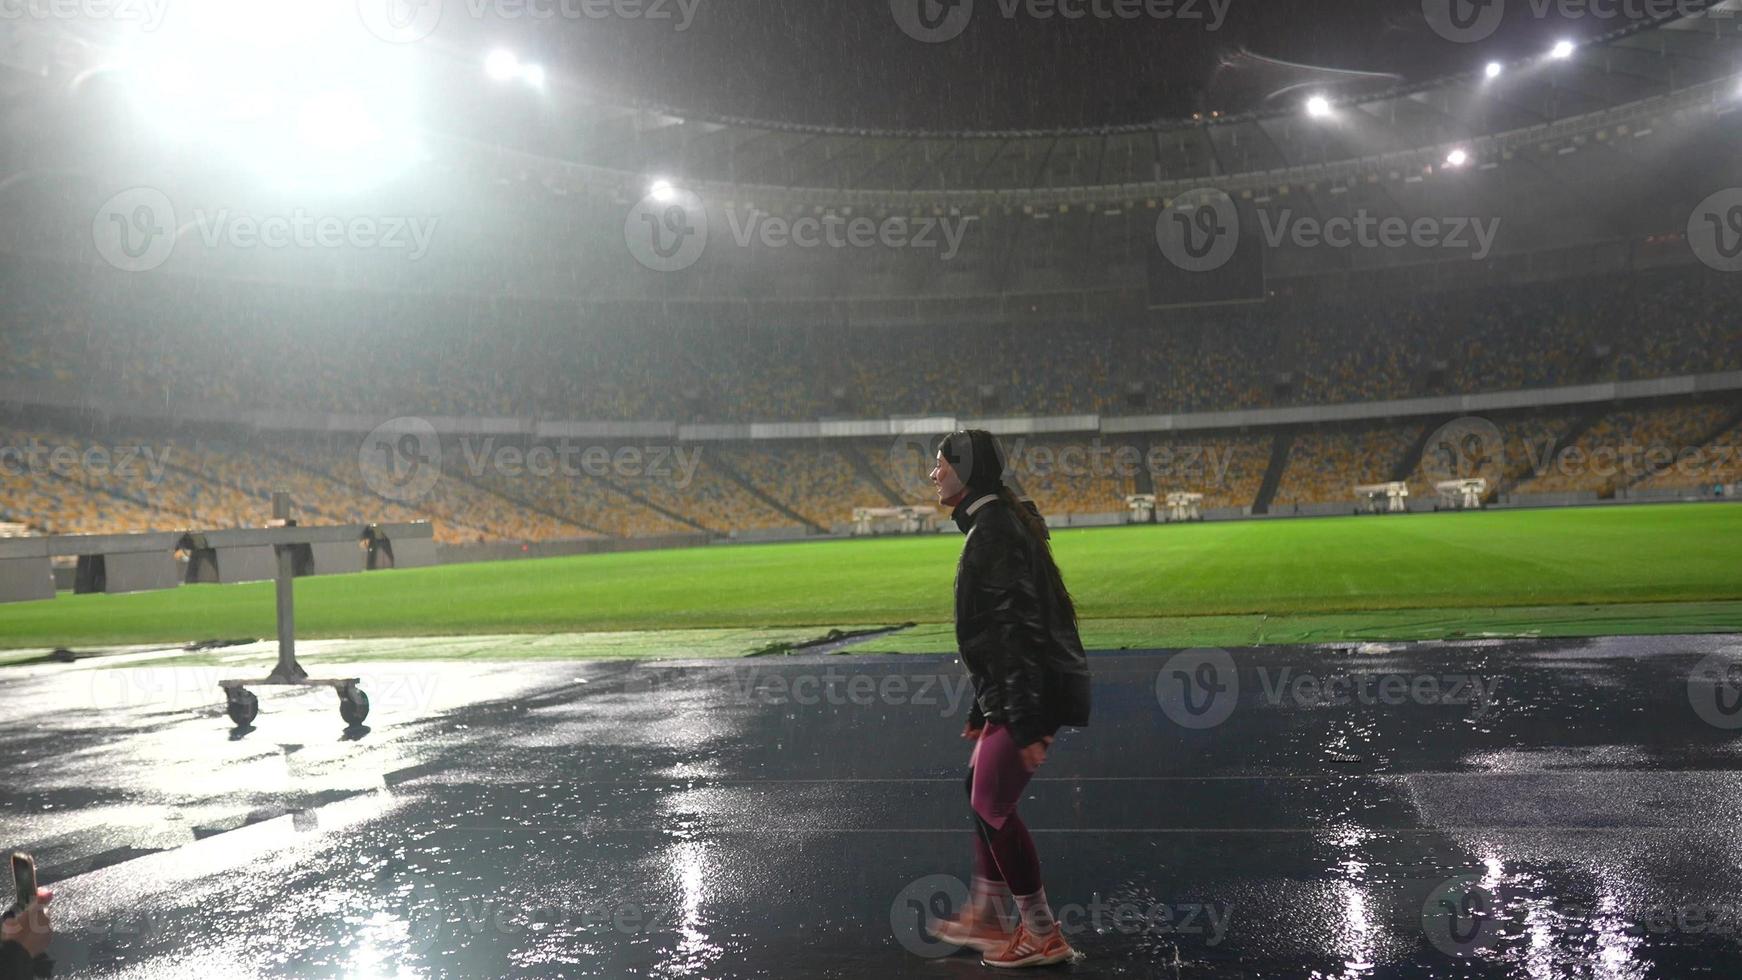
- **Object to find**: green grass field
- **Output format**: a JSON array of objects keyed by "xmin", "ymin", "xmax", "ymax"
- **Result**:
[{"xmin": 2, "ymin": 504, "xmax": 1740, "ymax": 659}]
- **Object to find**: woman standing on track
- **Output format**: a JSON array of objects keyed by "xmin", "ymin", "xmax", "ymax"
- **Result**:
[{"xmin": 925, "ymin": 429, "xmax": 1092, "ymax": 969}]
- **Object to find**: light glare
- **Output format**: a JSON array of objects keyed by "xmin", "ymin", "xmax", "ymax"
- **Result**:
[
  {"xmin": 1485, "ymin": 61, "xmax": 1503, "ymax": 79},
  {"xmin": 1306, "ymin": 95, "xmax": 1332, "ymax": 119},
  {"xmin": 1446, "ymin": 148, "xmax": 1469, "ymax": 167},
  {"xmin": 485, "ymin": 49, "xmax": 520, "ymax": 81},
  {"xmin": 1550, "ymin": 40, "xmax": 1575, "ymax": 59}
]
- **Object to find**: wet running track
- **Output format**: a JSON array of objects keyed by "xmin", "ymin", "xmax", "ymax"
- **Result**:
[{"xmin": 4, "ymin": 634, "xmax": 1742, "ymax": 978}]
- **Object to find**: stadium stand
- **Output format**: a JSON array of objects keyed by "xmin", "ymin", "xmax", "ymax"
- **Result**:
[
  {"xmin": 4, "ymin": 260, "xmax": 1741, "ymax": 425},
  {"xmin": 0, "ymin": 431, "xmax": 172, "ymax": 535},
  {"xmin": 1145, "ymin": 434, "xmax": 1273, "ymax": 513},
  {"xmin": 1509, "ymin": 404, "xmax": 1735, "ymax": 498},
  {"xmin": 717, "ymin": 444, "xmax": 896, "ymax": 531},
  {"xmin": 1272, "ymin": 424, "xmax": 1424, "ymax": 512},
  {"xmin": 1402, "ymin": 412, "xmax": 1582, "ymax": 501},
  {"xmin": 1005, "ymin": 439, "xmax": 1139, "ymax": 518},
  {"xmin": 1631, "ymin": 414, "xmax": 1742, "ymax": 493},
  {"xmin": 604, "ymin": 454, "xmax": 797, "ymax": 535},
  {"xmin": 463, "ymin": 461, "xmax": 696, "ymax": 539}
]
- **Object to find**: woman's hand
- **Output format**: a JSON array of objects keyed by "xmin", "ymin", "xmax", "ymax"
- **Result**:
[
  {"xmin": 961, "ymin": 723, "xmax": 984, "ymax": 741},
  {"xmin": 1019, "ymin": 736, "xmax": 1054, "ymax": 773},
  {"xmin": 2, "ymin": 887, "xmax": 53, "ymax": 958}
]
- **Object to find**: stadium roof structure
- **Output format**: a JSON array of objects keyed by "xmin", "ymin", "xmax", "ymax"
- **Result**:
[
  {"xmin": 505, "ymin": 3, "xmax": 1742, "ymax": 209},
  {"xmin": 2, "ymin": 2, "xmax": 1741, "ymax": 243}
]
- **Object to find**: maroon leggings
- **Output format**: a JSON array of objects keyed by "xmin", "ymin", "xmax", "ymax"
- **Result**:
[{"xmin": 967, "ymin": 724, "xmax": 1043, "ymax": 896}]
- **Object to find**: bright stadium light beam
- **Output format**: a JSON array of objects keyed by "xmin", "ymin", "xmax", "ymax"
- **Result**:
[
  {"xmin": 1550, "ymin": 39, "xmax": 1575, "ymax": 59},
  {"xmin": 1446, "ymin": 148, "xmax": 1469, "ymax": 168},
  {"xmin": 649, "ymin": 179, "xmax": 677, "ymax": 203},
  {"xmin": 1306, "ymin": 95, "xmax": 1333, "ymax": 119},
  {"xmin": 112, "ymin": 0, "xmax": 425, "ymax": 191},
  {"xmin": 1485, "ymin": 61, "xmax": 1503, "ymax": 80},
  {"xmin": 485, "ymin": 49, "xmax": 521, "ymax": 81},
  {"xmin": 296, "ymin": 90, "xmax": 383, "ymax": 155}
]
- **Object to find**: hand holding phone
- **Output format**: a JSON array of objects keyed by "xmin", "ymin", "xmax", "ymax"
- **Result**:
[
  {"xmin": 2, "ymin": 852, "xmax": 54, "ymax": 976},
  {"xmin": 7, "ymin": 853, "xmax": 35, "ymax": 919}
]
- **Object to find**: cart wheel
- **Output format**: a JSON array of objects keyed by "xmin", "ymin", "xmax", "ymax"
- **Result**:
[
  {"xmin": 226, "ymin": 689, "xmax": 259, "ymax": 727},
  {"xmin": 339, "ymin": 687, "xmax": 370, "ymax": 727}
]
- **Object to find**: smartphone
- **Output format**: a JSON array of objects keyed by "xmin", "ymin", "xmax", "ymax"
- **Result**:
[{"xmin": 7, "ymin": 852, "xmax": 34, "ymax": 918}]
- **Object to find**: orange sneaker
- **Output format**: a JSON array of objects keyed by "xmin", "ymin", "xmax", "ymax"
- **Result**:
[
  {"xmin": 981, "ymin": 923, "xmax": 1078, "ymax": 968},
  {"xmin": 927, "ymin": 909, "xmax": 1015, "ymax": 953}
]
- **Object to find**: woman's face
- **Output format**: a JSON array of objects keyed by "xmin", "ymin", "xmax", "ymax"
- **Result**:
[{"xmin": 931, "ymin": 451, "xmax": 965, "ymax": 504}]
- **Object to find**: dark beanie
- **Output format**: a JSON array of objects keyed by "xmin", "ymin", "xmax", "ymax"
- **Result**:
[{"xmin": 937, "ymin": 429, "xmax": 1007, "ymax": 499}]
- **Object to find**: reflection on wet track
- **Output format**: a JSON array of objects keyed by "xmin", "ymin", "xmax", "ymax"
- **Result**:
[{"xmin": 3, "ymin": 634, "xmax": 1742, "ymax": 977}]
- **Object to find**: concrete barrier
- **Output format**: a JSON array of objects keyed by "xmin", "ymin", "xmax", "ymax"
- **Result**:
[{"xmin": 0, "ymin": 537, "xmax": 54, "ymax": 603}]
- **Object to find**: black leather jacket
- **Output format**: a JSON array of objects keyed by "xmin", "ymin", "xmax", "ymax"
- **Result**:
[{"xmin": 953, "ymin": 494, "xmax": 1092, "ymax": 746}]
